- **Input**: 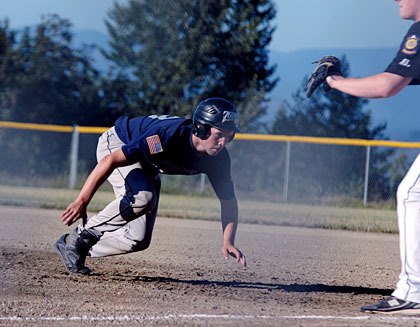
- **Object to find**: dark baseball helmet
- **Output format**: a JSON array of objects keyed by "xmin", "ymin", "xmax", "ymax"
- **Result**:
[{"xmin": 193, "ymin": 97, "xmax": 241, "ymax": 133}]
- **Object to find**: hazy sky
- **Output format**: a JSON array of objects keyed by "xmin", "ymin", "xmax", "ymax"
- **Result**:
[
  {"xmin": 272, "ymin": 0, "xmax": 411, "ymax": 52},
  {"xmin": 1, "ymin": 0, "xmax": 418, "ymax": 139},
  {"xmin": 0, "ymin": 0, "xmax": 412, "ymax": 52}
]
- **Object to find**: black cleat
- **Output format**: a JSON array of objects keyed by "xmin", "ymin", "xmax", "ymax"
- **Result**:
[
  {"xmin": 54, "ymin": 233, "xmax": 91, "ymax": 275},
  {"xmin": 361, "ymin": 296, "xmax": 420, "ymax": 315}
]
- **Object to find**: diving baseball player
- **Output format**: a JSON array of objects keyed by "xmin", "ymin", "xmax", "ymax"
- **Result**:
[
  {"xmin": 306, "ymin": 0, "xmax": 420, "ymax": 315},
  {"xmin": 54, "ymin": 97, "xmax": 247, "ymax": 275}
]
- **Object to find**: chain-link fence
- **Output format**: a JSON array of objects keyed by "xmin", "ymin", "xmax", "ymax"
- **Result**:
[{"xmin": 0, "ymin": 121, "xmax": 419, "ymax": 207}]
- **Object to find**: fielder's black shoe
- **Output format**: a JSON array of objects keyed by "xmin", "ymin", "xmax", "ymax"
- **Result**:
[
  {"xmin": 54, "ymin": 232, "xmax": 91, "ymax": 275},
  {"xmin": 361, "ymin": 296, "xmax": 420, "ymax": 315}
]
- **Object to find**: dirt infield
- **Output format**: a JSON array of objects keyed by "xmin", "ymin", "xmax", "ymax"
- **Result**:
[{"xmin": 1, "ymin": 205, "xmax": 418, "ymax": 326}]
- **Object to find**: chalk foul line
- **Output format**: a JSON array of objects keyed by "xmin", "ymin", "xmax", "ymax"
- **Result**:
[{"xmin": 2, "ymin": 314, "xmax": 420, "ymax": 322}]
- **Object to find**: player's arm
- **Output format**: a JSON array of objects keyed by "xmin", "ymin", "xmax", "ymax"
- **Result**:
[
  {"xmin": 61, "ymin": 149, "xmax": 129, "ymax": 226},
  {"xmin": 220, "ymin": 198, "xmax": 246, "ymax": 267},
  {"xmin": 327, "ymin": 72, "xmax": 413, "ymax": 99}
]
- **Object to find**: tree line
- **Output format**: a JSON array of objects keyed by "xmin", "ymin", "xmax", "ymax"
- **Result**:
[{"xmin": 0, "ymin": 1, "xmax": 277, "ymax": 128}]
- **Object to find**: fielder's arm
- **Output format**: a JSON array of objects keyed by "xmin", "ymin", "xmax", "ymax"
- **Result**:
[
  {"xmin": 327, "ymin": 72, "xmax": 412, "ymax": 99},
  {"xmin": 61, "ymin": 149, "xmax": 129, "ymax": 226},
  {"xmin": 220, "ymin": 198, "xmax": 246, "ymax": 267}
]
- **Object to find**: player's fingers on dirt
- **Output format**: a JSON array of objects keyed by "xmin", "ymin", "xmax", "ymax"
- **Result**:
[
  {"xmin": 61, "ymin": 209, "xmax": 80, "ymax": 226},
  {"xmin": 232, "ymin": 249, "xmax": 241, "ymax": 263},
  {"xmin": 228, "ymin": 247, "xmax": 243, "ymax": 263},
  {"xmin": 233, "ymin": 249, "xmax": 247, "ymax": 266},
  {"xmin": 66, "ymin": 216, "xmax": 78, "ymax": 226},
  {"xmin": 239, "ymin": 253, "xmax": 247, "ymax": 267},
  {"xmin": 61, "ymin": 209, "xmax": 72, "ymax": 223},
  {"xmin": 62, "ymin": 213, "xmax": 75, "ymax": 226},
  {"xmin": 61, "ymin": 206, "xmax": 74, "ymax": 219},
  {"xmin": 222, "ymin": 246, "xmax": 230, "ymax": 260},
  {"xmin": 222, "ymin": 245, "xmax": 237, "ymax": 260},
  {"xmin": 229, "ymin": 247, "xmax": 247, "ymax": 267},
  {"xmin": 61, "ymin": 202, "xmax": 86, "ymax": 225}
]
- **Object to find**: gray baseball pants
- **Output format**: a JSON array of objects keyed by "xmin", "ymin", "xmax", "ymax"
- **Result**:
[{"xmin": 79, "ymin": 127, "xmax": 161, "ymax": 257}]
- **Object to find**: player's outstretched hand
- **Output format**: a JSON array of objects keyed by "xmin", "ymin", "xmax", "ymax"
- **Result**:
[
  {"xmin": 61, "ymin": 200, "xmax": 87, "ymax": 226},
  {"xmin": 222, "ymin": 243, "xmax": 247, "ymax": 267}
]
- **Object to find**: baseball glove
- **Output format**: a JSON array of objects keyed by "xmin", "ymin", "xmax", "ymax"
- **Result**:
[{"xmin": 306, "ymin": 55, "xmax": 342, "ymax": 98}]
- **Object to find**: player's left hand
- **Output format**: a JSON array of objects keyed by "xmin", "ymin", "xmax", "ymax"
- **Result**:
[
  {"xmin": 222, "ymin": 243, "xmax": 247, "ymax": 267},
  {"xmin": 61, "ymin": 200, "xmax": 87, "ymax": 226}
]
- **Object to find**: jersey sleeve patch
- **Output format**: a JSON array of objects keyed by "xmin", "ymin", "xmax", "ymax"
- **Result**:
[
  {"xmin": 146, "ymin": 135, "xmax": 163, "ymax": 154},
  {"xmin": 401, "ymin": 34, "xmax": 420, "ymax": 57}
]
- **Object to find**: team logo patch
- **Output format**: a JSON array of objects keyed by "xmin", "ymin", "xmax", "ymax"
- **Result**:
[
  {"xmin": 399, "ymin": 58, "xmax": 412, "ymax": 68},
  {"xmin": 146, "ymin": 135, "xmax": 163, "ymax": 154},
  {"xmin": 402, "ymin": 35, "xmax": 420, "ymax": 56}
]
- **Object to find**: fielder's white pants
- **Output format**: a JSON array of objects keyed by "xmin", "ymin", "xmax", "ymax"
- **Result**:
[
  {"xmin": 392, "ymin": 153, "xmax": 420, "ymax": 303},
  {"xmin": 78, "ymin": 127, "xmax": 161, "ymax": 257}
]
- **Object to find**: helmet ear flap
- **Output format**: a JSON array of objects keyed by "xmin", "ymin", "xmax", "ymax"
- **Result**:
[{"xmin": 193, "ymin": 122, "xmax": 211, "ymax": 140}]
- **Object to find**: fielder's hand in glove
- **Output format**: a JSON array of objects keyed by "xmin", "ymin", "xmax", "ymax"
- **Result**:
[{"xmin": 306, "ymin": 55, "xmax": 342, "ymax": 98}]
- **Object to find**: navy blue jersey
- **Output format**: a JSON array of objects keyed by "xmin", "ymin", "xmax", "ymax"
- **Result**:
[
  {"xmin": 114, "ymin": 115, "xmax": 235, "ymax": 200},
  {"xmin": 385, "ymin": 21, "xmax": 420, "ymax": 85}
]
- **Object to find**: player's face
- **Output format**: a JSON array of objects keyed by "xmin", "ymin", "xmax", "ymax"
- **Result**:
[
  {"xmin": 202, "ymin": 127, "xmax": 234, "ymax": 156},
  {"xmin": 395, "ymin": 0, "xmax": 420, "ymax": 21}
]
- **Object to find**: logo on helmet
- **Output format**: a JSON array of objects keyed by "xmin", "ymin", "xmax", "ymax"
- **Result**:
[{"xmin": 222, "ymin": 111, "xmax": 239, "ymax": 123}]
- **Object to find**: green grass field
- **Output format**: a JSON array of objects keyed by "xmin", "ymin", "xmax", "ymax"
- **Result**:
[{"xmin": 0, "ymin": 185, "xmax": 397, "ymax": 234}]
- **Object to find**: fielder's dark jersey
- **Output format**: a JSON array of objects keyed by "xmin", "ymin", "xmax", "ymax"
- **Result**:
[
  {"xmin": 385, "ymin": 21, "xmax": 420, "ymax": 85},
  {"xmin": 114, "ymin": 115, "xmax": 235, "ymax": 200}
]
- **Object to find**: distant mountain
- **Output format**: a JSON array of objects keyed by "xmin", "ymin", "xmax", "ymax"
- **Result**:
[
  {"xmin": 73, "ymin": 29, "xmax": 109, "ymax": 48},
  {"xmin": 268, "ymin": 48, "xmax": 420, "ymax": 141},
  {"xmin": 72, "ymin": 30, "xmax": 419, "ymax": 141}
]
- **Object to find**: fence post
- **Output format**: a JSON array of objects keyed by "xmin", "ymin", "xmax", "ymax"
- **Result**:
[
  {"xmin": 363, "ymin": 146, "xmax": 371, "ymax": 206},
  {"xmin": 69, "ymin": 124, "xmax": 79, "ymax": 189},
  {"xmin": 283, "ymin": 141, "xmax": 291, "ymax": 203},
  {"xmin": 199, "ymin": 173, "xmax": 206, "ymax": 193}
]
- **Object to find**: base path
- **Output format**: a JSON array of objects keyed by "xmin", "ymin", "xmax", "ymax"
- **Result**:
[{"xmin": 0, "ymin": 205, "xmax": 412, "ymax": 326}]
